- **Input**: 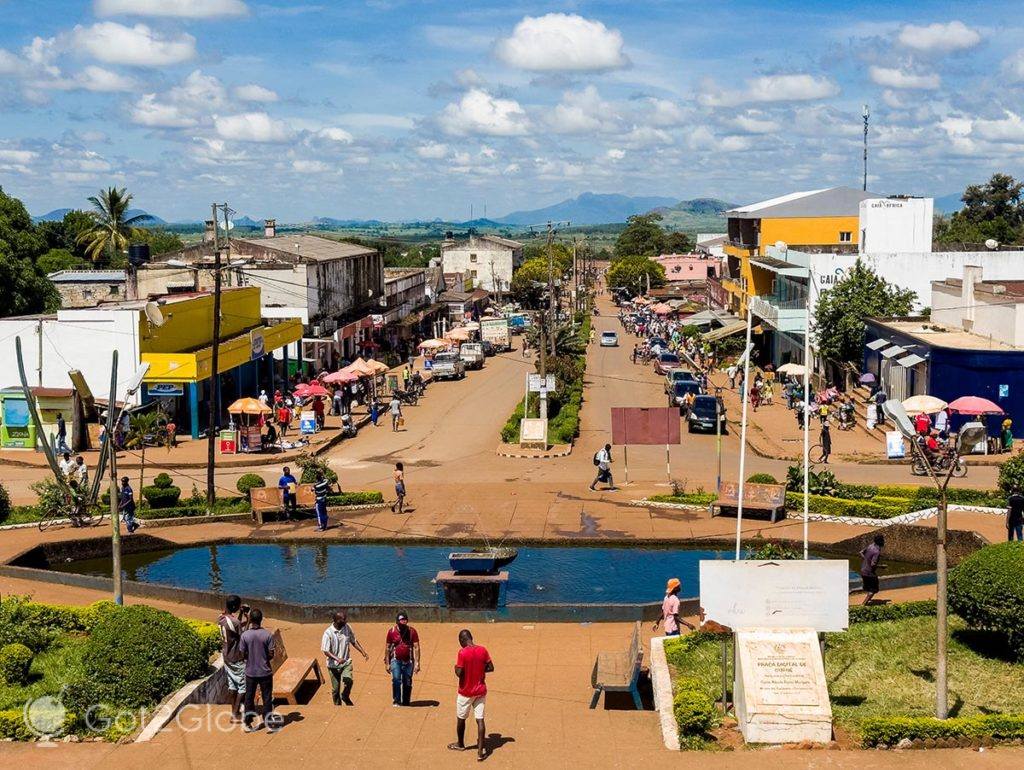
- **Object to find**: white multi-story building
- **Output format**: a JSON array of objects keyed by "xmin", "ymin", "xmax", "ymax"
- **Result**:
[
  {"xmin": 440, "ymin": 234, "xmax": 523, "ymax": 293},
  {"xmin": 858, "ymin": 196, "xmax": 933, "ymax": 254}
]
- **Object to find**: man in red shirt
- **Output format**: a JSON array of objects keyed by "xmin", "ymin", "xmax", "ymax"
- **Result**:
[
  {"xmin": 385, "ymin": 612, "xmax": 420, "ymax": 706},
  {"xmin": 276, "ymin": 402, "xmax": 291, "ymax": 437},
  {"xmin": 448, "ymin": 629, "xmax": 494, "ymax": 760}
]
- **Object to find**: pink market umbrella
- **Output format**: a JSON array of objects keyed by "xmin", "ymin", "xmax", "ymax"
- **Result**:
[
  {"xmin": 301, "ymin": 383, "xmax": 330, "ymax": 398},
  {"xmin": 323, "ymin": 370, "xmax": 358, "ymax": 384},
  {"xmin": 948, "ymin": 396, "xmax": 1004, "ymax": 415}
]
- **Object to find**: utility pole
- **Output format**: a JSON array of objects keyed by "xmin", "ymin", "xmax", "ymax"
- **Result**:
[
  {"xmin": 539, "ymin": 222, "xmax": 554, "ymax": 421},
  {"xmin": 206, "ymin": 202, "xmax": 226, "ymax": 512},
  {"xmin": 862, "ymin": 104, "xmax": 870, "ymax": 192},
  {"xmin": 105, "ymin": 352, "xmax": 122, "ymax": 604}
]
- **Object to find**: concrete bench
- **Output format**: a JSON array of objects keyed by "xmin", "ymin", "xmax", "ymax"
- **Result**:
[
  {"xmin": 254, "ymin": 630, "xmax": 323, "ymax": 706},
  {"xmin": 710, "ymin": 481, "xmax": 787, "ymax": 523},
  {"xmin": 590, "ymin": 621, "xmax": 643, "ymax": 710}
]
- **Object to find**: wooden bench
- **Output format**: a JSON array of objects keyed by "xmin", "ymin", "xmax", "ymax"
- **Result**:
[
  {"xmin": 254, "ymin": 630, "xmax": 323, "ymax": 705},
  {"xmin": 590, "ymin": 621, "xmax": 643, "ymax": 710},
  {"xmin": 710, "ymin": 481, "xmax": 787, "ymax": 523},
  {"xmin": 250, "ymin": 483, "xmax": 331, "ymax": 524}
]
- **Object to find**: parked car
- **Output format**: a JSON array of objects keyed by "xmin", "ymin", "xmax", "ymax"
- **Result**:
[
  {"xmin": 687, "ymin": 394, "xmax": 727, "ymax": 433},
  {"xmin": 664, "ymin": 369, "xmax": 697, "ymax": 394},
  {"xmin": 653, "ymin": 352, "xmax": 681, "ymax": 375},
  {"xmin": 430, "ymin": 352, "xmax": 466, "ymax": 380},
  {"xmin": 600, "ymin": 331, "xmax": 618, "ymax": 347},
  {"xmin": 459, "ymin": 342, "xmax": 485, "ymax": 370},
  {"xmin": 669, "ymin": 379, "xmax": 702, "ymax": 411}
]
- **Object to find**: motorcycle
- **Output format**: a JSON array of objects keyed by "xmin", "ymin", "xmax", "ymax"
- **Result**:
[
  {"xmin": 911, "ymin": 448, "xmax": 967, "ymax": 478},
  {"xmin": 391, "ymin": 388, "xmax": 418, "ymax": 406}
]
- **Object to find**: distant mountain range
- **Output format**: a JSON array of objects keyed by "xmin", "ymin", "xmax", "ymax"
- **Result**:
[
  {"xmin": 33, "ymin": 207, "xmax": 166, "ymax": 225},
  {"xmin": 651, "ymin": 198, "xmax": 734, "ymax": 231},
  {"xmin": 494, "ymin": 192, "xmax": 679, "ymax": 226}
]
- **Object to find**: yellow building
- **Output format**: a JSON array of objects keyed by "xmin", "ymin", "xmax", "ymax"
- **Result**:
[
  {"xmin": 721, "ymin": 187, "xmax": 875, "ymax": 317},
  {"xmin": 140, "ymin": 287, "xmax": 302, "ymax": 438}
]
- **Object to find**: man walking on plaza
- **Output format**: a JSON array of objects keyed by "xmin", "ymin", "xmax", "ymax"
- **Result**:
[
  {"xmin": 820, "ymin": 422, "xmax": 832, "ymax": 464},
  {"xmin": 239, "ymin": 608, "xmax": 276, "ymax": 732},
  {"xmin": 385, "ymin": 612, "xmax": 420, "ymax": 706},
  {"xmin": 390, "ymin": 393, "xmax": 403, "ymax": 432},
  {"xmin": 590, "ymin": 443, "xmax": 615, "ymax": 491},
  {"xmin": 118, "ymin": 476, "xmax": 139, "ymax": 534},
  {"xmin": 727, "ymin": 364, "xmax": 737, "ymax": 389},
  {"xmin": 1007, "ymin": 487, "xmax": 1024, "ymax": 541},
  {"xmin": 313, "ymin": 471, "xmax": 331, "ymax": 531},
  {"xmin": 55, "ymin": 412, "xmax": 69, "ymax": 454},
  {"xmin": 321, "ymin": 610, "xmax": 369, "ymax": 706},
  {"xmin": 655, "ymin": 578, "xmax": 695, "ymax": 637},
  {"xmin": 448, "ymin": 629, "xmax": 493, "ymax": 760},
  {"xmin": 278, "ymin": 466, "xmax": 297, "ymax": 518},
  {"xmin": 218, "ymin": 594, "xmax": 251, "ymax": 723},
  {"xmin": 859, "ymin": 535, "xmax": 885, "ymax": 605}
]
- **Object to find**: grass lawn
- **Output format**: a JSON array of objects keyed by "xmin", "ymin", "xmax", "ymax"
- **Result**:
[
  {"xmin": 0, "ymin": 634, "xmax": 87, "ymax": 712},
  {"xmin": 665, "ymin": 616, "xmax": 1024, "ymax": 742}
]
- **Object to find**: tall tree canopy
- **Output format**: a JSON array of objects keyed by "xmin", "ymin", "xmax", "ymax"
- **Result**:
[
  {"xmin": 0, "ymin": 187, "xmax": 60, "ymax": 317},
  {"xmin": 606, "ymin": 255, "xmax": 666, "ymax": 293},
  {"xmin": 77, "ymin": 187, "xmax": 149, "ymax": 264},
  {"xmin": 510, "ymin": 257, "xmax": 555, "ymax": 307},
  {"xmin": 813, "ymin": 259, "xmax": 916, "ymax": 365},
  {"xmin": 614, "ymin": 212, "xmax": 665, "ymax": 258},
  {"xmin": 934, "ymin": 173, "xmax": 1024, "ymax": 246}
]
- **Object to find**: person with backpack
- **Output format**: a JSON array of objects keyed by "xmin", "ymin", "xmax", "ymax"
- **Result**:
[{"xmin": 589, "ymin": 443, "xmax": 615, "ymax": 491}]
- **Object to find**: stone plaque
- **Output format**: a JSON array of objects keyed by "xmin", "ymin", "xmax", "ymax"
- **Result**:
[
  {"xmin": 734, "ymin": 628, "xmax": 832, "ymax": 744},
  {"xmin": 519, "ymin": 418, "xmax": 548, "ymax": 449}
]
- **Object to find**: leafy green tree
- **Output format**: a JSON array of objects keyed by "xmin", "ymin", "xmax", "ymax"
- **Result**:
[
  {"xmin": 37, "ymin": 248, "xmax": 87, "ymax": 274},
  {"xmin": 664, "ymin": 231, "xmax": 695, "ymax": 253},
  {"xmin": 813, "ymin": 259, "xmax": 916, "ymax": 365},
  {"xmin": 0, "ymin": 254, "xmax": 60, "ymax": 317},
  {"xmin": 0, "ymin": 188, "xmax": 47, "ymax": 262},
  {"xmin": 133, "ymin": 227, "xmax": 185, "ymax": 256},
  {"xmin": 934, "ymin": 173, "xmax": 1024, "ymax": 246},
  {"xmin": 510, "ymin": 257, "xmax": 553, "ymax": 306},
  {"xmin": 614, "ymin": 212, "xmax": 665, "ymax": 259},
  {"xmin": 606, "ymin": 255, "xmax": 666, "ymax": 293},
  {"xmin": 525, "ymin": 323, "xmax": 585, "ymax": 358},
  {"xmin": 77, "ymin": 187, "xmax": 149, "ymax": 264}
]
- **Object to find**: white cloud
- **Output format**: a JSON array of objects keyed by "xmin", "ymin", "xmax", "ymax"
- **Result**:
[
  {"xmin": 730, "ymin": 112, "xmax": 779, "ymax": 134},
  {"xmin": 0, "ymin": 49, "xmax": 20, "ymax": 74},
  {"xmin": 0, "ymin": 148, "xmax": 39, "ymax": 164},
  {"xmin": 700, "ymin": 74, "xmax": 839, "ymax": 107},
  {"xmin": 1003, "ymin": 49, "xmax": 1024, "ymax": 83},
  {"xmin": 215, "ymin": 112, "xmax": 291, "ymax": 142},
  {"xmin": 292, "ymin": 159, "xmax": 334, "ymax": 173},
  {"xmin": 605, "ymin": 148, "xmax": 625, "ymax": 160},
  {"xmin": 75, "ymin": 65, "xmax": 136, "ymax": 91},
  {"xmin": 646, "ymin": 98, "xmax": 686, "ymax": 127},
  {"xmin": 234, "ymin": 84, "xmax": 278, "ymax": 102},
  {"xmin": 972, "ymin": 111, "xmax": 1024, "ymax": 144},
  {"xmin": 869, "ymin": 66, "xmax": 940, "ymax": 90},
  {"xmin": 95, "ymin": 0, "xmax": 249, "ymax": 18},
  {"xmin": 454, "ymin": 68, "xmax": 483, "ymax": 87},
  {"xmin": 622, "ymin": 126, "xmax": 672, "ymax": 147},
  {"xmin": 72, "ymin": 23, "xmax": 196, "ymax": 67},
  {"xmin": 882, "ymin": 89, "xmax": 907, "ymax": 109},
  {"xmin": 495, "ymin": 13, "xmax": 628, "ymax": 72},
  {"xmin": 317, "ymin": 127, "xmax": 353, "ymax": 143},
  {"xmin": 334, "ymin": 113, "xmax": 415, "ymax": 129},
  {"xmin": 438, "ymin": 88, "xmax": 529, "ymax": 136},
  {"xmin": 416, "ymin": 142, "xmax": 448, "ymax": 159},
  {"xmin": 548, "ymin": 85, "xmax": 618, "ymax": 134},
  {"xmin": 898, "ymin": 21, "xmax": 980, "ymax": 54},
  {"xmin": 131, "ymin": 93, "xmax": 198, "ymax": 127}
]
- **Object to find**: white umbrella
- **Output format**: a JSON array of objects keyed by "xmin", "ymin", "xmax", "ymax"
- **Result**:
[
  {"xmin": 902, "ymin": 394, "xmax": 948, "ymax": 414},
  {"xmin": 777, "ymin": 363, "xmax": 807, "ymax": 376}
]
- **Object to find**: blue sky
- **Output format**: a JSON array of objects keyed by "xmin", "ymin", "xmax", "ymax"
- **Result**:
[{"xmin": 2, "ymin": 0, "xmax": 1023, "ymax": 221}]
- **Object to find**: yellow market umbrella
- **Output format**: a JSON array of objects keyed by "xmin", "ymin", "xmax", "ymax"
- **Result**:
[
  {"xmin": 227, "ymin": 397, "xmax": 272, "ymax": 415},
  {"xmin": 445, "ymin": 327, "xmax": 471, "ymax": 341},
  {"xmin": 902, "ymin": 394, "xmax": 948, "ymax": 414},
  {"xmin": 364, "ymin": 359, "xmax": 389, "ymax": 374}
]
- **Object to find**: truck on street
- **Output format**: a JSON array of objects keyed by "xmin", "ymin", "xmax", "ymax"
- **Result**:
[
  {"xmin": 480, "ymin": 317, "xmax": 512, "ymax": 351},
  {"xmin": 430, "ymin": 352, "xmax": 466, "ymax": 380},
  {"xmin": 459, "ymin": 342, "xmax": 485, "ymax": 370}
]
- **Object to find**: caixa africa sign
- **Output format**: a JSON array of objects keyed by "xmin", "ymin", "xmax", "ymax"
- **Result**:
[{"xmin": 816, "ymin": 267, "xmax": 847, "ymax": 287}]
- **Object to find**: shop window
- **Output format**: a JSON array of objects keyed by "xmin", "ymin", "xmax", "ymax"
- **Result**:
[
  {"xmin": 839, "ymin": 231, "xmax": 852, "ymax": 243},
  {"xmin": 110, "ymin": 284, "xmax": 120, "ymax": 295}
]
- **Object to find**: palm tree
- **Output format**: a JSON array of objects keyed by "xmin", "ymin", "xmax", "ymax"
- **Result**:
[
  {"xmin": 525, "ymin": 323, "xmax": 586, "ymax": 358},
  {"xmin": 77, "ymin": 187, "xmax": 148, "ymax": 264}
]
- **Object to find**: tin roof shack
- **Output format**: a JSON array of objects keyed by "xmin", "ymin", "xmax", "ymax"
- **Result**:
[{"xmin": 48, "ymin": 270, "xmax": 127, "ymax": 308}]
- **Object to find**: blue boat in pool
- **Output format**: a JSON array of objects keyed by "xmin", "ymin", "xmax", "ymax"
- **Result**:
[{"xmin": 448, "ymin": 548, "xmax": 518, "ymax": 574}]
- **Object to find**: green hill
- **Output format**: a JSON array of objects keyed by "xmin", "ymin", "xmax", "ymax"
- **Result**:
[{"xmin": 651, "ymin": 198, "xmax": 733, "ymax": 232}]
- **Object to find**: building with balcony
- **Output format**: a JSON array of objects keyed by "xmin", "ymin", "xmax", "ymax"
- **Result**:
[{"xmin": 441, "ymin": 234, "xmax": 523, "ymax": 293}]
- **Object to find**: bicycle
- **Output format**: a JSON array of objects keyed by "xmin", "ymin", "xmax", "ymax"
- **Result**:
[
  {"xmin": 809, "ymin": 443, "xmax": 828, "ymax": 464},
  {"xmin": 37, "ymin": 500, "xmax": 106, "ymax": 532}
]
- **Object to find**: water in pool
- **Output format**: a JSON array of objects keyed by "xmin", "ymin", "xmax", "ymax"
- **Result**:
[{"xmin": 52, "ymin": 543, "xmax": 891, "ymax": 605}]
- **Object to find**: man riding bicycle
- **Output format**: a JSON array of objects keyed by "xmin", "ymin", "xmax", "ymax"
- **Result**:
[{"xmin": 66, "ymin": 480, "xmax": 88, "ymax": 527}]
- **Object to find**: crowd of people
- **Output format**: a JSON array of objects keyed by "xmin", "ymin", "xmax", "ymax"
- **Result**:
[{"xmin": 217, "ymin": 597, "xmax": 495, "ymax": 759}]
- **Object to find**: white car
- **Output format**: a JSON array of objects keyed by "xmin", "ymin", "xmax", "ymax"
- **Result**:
[{"xmin": 600, "ymin": 331, "xmax": 618, "ymax": 347}]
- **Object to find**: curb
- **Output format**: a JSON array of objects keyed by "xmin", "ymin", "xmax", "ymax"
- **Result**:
[
  {"xmin": 649, "ymin": 636, "xmax": 681, "ymax": 751},
  {"xmin": 496, "ymin": 443, "xmax": 573, "ymax": 459}
]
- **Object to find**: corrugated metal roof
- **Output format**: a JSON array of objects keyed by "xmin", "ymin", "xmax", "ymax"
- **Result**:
[
  {"xmin": 727, "ymin": 187, "xmax": 878, "ymax": 220},
  {"xmin": 236, "ymin": 234, "xmax": 376, "ymax": 261},
  {"xmin": 47, "ymin": 270, "xmax": 126, "ymax": 282}
]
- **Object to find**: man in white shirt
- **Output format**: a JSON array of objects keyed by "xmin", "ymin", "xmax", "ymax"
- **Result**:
[
  {"xmin": 73, "ymin": 456, "xmax": 88, "ymax": 488},
  {"xmin": 321, "ymin": 611, "xmax": 369, "ymax": 706},
  {"xmin": 589, "ymin": 443, "xmax": 615, "ymax": 491},
  {"xmin": 59, "ymin": 452, "xmax": 75, "ymax": 478}
]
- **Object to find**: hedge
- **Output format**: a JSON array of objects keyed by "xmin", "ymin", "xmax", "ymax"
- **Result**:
[
  {"xmin": 326, "ymin": 491, "xmax": 384, "ymax": 506},
  {"xmin": 236, "ymin": 473, "xmax": 266, "ymax": 497},
  {"xmin": 746, "ymin": 473, "xmax": 778, "ymax": 484},
  {"xmin": 848, "ymin": 600, "xmax": 936, "ymax": 624},
  {"xmin": 673, "ymin": 678, "xmax": 718, "ymax": 736},
  {"xmin": 949, "ymin": 542, "xmax": 1024, "ymax": 657},
  {"xmin": 184, "ymin": 619, "xmax": 223, "ymax": 660},
  {"xmin": 0, "ymin": 482, "xmax": 11, "ymax": 524},
  {"xmin": 648, "ymin": 492, "xmax": 717, "ymax": 507},
  {"xmin": 860, "ymin": 714, "xmax": 1024, "ymax": 747},
  {"xmin": 0, "ymin": 596, "xmax": 119, "ymax": 651},
  {"xmin": 831, "ymin": 483, "xmax": 1004, "ymax": 508},
  {"xmin": 785, "ymin": 492, "xmax": 916, "ymax": 520},
  {"xmin": 0, "ymin": 643, "xmax": 33, "ymax": 686}
]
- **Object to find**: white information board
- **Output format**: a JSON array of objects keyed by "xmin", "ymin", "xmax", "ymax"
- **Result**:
[{"xmin": 699, "ymin": 560, "xmax": 850, "ymax": 632}]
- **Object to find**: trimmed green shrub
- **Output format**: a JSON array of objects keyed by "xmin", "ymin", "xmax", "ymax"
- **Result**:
[
  {"xmin": 673, "ymin": 678, "xmax": 718, "ymax": 735},
  {"xmin": 0, "ymin": 482, "xmax": 11, "ymax": 523},
  {"xmin": 746, "ymin": 473, "xmax": 778, "ymax": 484},
  {"xmin": 0, "ymin": 709, "xmax": 33, "ymax": 740},
  {"xmin": 68, "ymin": 605, "xmax": 207, "ymax": 712},
  {"xmin": 860, "ymin": 714, "xmax": 1024, "ymax": 747},
  {"xmin": 848, "ymin": 600, "xmax": 936, "ymax": 624},
  {"xmin": 141, "ymin": 472, "xmax": 181, "ymax": 508},
  {"xmin": 648, "ymin": 492, "xmax": 717, "ymax": 507},
  {"xmin": 152, "ymin": 473, "xmax": 173, "ymax": 489},
  {"xmin": 745, "ymin": 537, "xmax": 798, "ymax": 560},
  {"xmin": 998, "ymin": 451, "xmax": 1024, "ymax": 495},
  {"xmin": 235, "ymin": 473, "xmax": 266, "ymax": 497},
  {"xmin": 325, "ymin": 491, "xmax": 384, "ymax": 506},
  {"xmin": 0, "ymin": 643, "xmax": 33, "ymax": 685},
  {"xmin": 949, "ymin": 542, "xmax": 1024, "ymax": 657},
  {"xmin": 184, "ymin": 619, "xmax": 223, "ymax": 659},
  {"xmin": 785, "ymin": 492, "xmax": 914, "ymax": 520},
  {"xmin": 296, "ymin": 451, "xmax": 338, "ymax": 484}
]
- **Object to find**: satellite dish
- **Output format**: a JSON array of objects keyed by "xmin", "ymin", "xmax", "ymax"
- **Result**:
[
  {"xmin": 985, "ymin": 239, "xmax": 999, "ymax": 250},
  {"xmin": 218, "ymin": 218, "xmax": 235, "ymax": 231},
  {"xmin": 144, "ymin": 301, "xmax": 165, "ymax": 328},
  {"xmin": 125, "ymin": 363, "xmax": 151, "ymax": 395}
]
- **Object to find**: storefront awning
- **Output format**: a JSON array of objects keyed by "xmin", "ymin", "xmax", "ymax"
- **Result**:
[
  {"xmin": 866, "ymin": 338, "xmax": 889, "ymax": 351},
  {"xmin": 141, "ymin": 318, "xmax": 303, "ymax": 383},
  {"xmin": 703, "ymin": 320, "xmax": 747, "ymax": 342},
  {"xmin": 896, "ymin": 353, "xmax": 925, "ymax": 368},
  {"xmin": 749, "ymin": 256, "xmax": 809, "ymax": 277},
  {"xmin": 880, "ymin": 345, "xmax": 906, "ymax": 359}
]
